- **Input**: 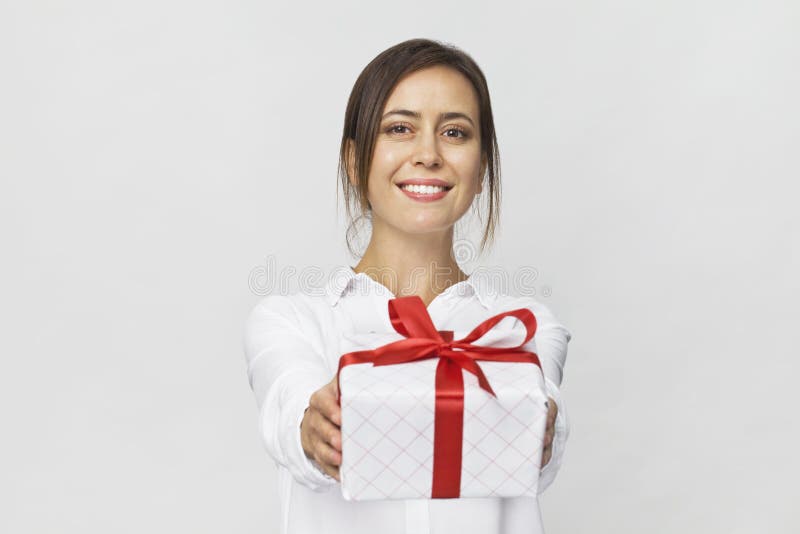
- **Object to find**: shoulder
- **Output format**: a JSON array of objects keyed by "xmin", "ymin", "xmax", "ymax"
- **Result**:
[{"xmin": 244, "ymin": 291, "xmax": 332, "ymax": 337}]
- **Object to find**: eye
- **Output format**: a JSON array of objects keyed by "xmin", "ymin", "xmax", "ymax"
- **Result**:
[
  {"xmin": 385, "ymin": 123, "xmax": 412, "ymax": 135},
  {"xmin": 443, "ymin": 126, "xmax": 468, "ymax": 139}
]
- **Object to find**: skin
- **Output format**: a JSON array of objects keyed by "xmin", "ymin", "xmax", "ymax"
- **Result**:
[{"xmin": 301, "ymin": 65, "xmax": 558, "ymax": 481}]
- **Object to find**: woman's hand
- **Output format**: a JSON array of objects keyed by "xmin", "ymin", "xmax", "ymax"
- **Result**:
[
  {"xmin": 300, "ymin": 375, "xmax": 342, "ymax": 481},
  {"xmin": 541, "ymin": 396, "xmax": 558, "ymax": 468}
]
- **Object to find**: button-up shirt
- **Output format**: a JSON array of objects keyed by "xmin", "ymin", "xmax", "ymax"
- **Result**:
[{"xmin": 242, "ymin": 266, "xmax": 572, "ymax": 534}]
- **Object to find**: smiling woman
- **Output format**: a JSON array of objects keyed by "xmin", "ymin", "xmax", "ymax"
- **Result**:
[{"xmin": 243, "ymin": 38, "xmax": 572, "ymax": 534}]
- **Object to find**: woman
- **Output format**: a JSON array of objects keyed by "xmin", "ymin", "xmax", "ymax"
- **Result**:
[{"xmin": 244, "ymin": 38, "xmax": 572, "ymax": 534}]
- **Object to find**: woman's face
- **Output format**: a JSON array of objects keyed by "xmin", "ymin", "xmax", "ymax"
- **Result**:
[{"xmin": 360, "ymin": 65, "xmax": 485, "ymax": 237}]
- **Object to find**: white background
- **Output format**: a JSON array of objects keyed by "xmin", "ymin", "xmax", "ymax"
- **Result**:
[{"xmin": 2, "ymin": 1, "xmax": 798, "ymax": 532}]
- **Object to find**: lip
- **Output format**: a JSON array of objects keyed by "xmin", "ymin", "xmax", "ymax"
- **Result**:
[{"xmin": 396, "ymin": 178, "xmax": 453, "ymax": 188}]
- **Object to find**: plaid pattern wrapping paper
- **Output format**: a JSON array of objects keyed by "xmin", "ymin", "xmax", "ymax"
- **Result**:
[{"xmin": 336, "ymin": 296, "xmax": 549, "ymax": 501}]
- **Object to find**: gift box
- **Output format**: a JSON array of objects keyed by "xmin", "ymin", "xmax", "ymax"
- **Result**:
[{"xmin": 337, "ymin": 296, "xmax": 549, "ymax": 501}]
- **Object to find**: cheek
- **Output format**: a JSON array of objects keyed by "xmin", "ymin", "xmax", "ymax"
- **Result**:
[
  {"xmin": 451, "ymin": 150, "xmax": 483, "ymax": 183},
  {"xmin": 367, "ymin": 147, "xmax": 403, "ymax": 197},
  {"xmin": 372, "ymin": 142, "xmax": 406, "ymax": 172}
]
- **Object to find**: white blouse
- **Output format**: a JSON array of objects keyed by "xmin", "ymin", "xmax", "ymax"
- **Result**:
[{"xmin": 242, "ymin": 266, "xmax": 572, "ymax": 534}]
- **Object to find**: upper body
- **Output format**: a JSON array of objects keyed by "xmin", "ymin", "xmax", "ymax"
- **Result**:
[
  {"xmin": 242, "ymin": 266, "xmax": 572, "ymax": 534},
  {"xmin": 243, "ymin": 37, "xmax": 574, "ymax": 534}
]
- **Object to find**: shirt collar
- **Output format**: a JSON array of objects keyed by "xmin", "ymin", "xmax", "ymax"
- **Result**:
[{"xmin": 324, "ymin": 265, "xmax": 492, "ymax": 309}]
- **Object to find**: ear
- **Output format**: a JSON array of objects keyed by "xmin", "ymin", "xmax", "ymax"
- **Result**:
[{"xmin": 345, "ymin": 138, "xmax": 358, "ymax": 187}]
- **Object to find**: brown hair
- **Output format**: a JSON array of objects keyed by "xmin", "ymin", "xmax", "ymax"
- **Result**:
[{"xmin": 337, "ymin": 38, "xmax": 501, "ymax": 258}]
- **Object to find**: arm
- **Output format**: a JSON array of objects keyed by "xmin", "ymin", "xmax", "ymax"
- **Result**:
[
  {"xmin": 242, "ymin": 295, "xmax": 338, "ymax": 491},
  {"xmin": 525, "ymin": 300, "xmax": 572, "ymax": 493}
]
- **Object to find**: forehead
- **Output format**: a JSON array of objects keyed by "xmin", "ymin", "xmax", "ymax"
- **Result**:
[{"xmin": 383, "ymin": 65, "xmax": 479, "ymax": 117}]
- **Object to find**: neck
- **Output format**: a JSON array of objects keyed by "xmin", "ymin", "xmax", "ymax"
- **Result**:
[{"xmin": 352, "ymin": 220, "xmax": 468, "ymax": 306}]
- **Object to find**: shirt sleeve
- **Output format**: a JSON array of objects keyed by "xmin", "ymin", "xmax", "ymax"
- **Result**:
[
  {"xmin": 524, "ymin": 299, "xmax": 572, "ymax": 494},
  {"xmin": 242, "ymin": 295, "xmax": 338, "ymax": 491}
]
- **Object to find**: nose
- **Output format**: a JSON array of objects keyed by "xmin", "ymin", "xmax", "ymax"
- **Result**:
[{"xmin": 412, "ymin": 130, "xmax": 443, "ymax": 168}]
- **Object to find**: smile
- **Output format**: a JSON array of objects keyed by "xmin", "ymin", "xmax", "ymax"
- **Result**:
[{"xmin": 397, "ymin": 183, "xmax": 452, "ymax": 202}]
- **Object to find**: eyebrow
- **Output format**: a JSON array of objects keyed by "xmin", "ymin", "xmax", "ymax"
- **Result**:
[{"xmin": 382, "ymin": 109, "xmax": 475, "ymax": 128}]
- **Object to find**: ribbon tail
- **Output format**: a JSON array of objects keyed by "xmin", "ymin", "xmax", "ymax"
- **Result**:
[{"xmin": 431, "ymin": 357, "xmax": 464, "ymax": 498}]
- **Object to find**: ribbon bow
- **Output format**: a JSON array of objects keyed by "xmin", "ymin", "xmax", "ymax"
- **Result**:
[{"xmin": 337, "ymin": 295, "xmax": 542, "ymax": 498}]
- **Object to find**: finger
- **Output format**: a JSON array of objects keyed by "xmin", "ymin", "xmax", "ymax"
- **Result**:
[
  {"xmin": 544, "ymin": 416, "xmax": 556, "ymax": 442},
  {"xmin": 324, "ymin": 464, "xmax": 341, "ymax": 482},
  {"xmin": 543, "ymin": 428, "xmax": 554, "ymax": 448},
  {"xmin": 314, "ymin": 415, "xmax": 343, "ymax": 452},
  {"xmin": 328, "ymin": 466, "xmax": 341, "ymax": 482},
  {"xmin": 324, "ymin": 378, "xmax": 342, "ymax": 425},
  {"xmin": 332, "ymin": 375, "xmax": 339, "ymax": 399},
  {"xmin": 547, "ymin": 405, "xmax": 557, "ymax": 426},
  {"xmin": 542, "ymin": 440, "xmax": 553, "ymax": 464},
  {"xmin": 327, "ymin": 403, "xmax": 342, "ymax": 427},
  {"xmin": 314, "ymin": 453, "xmax": 341, "ymax": 481},
  {"xmin": 541, "ymin": 447, "xmax": 552, "ymax": 468},
  {"xmin": 312, "ymin": 439, "xmax": 342, "ymax": 480},
  {"xmin": 546, "ymin": 413, "xmax": 556, "ymax": 431},
  {"xmin": 327, "ymin": 377, "xmax": 342, "ymax": 424},
  {"xmin": 311, "ymin": 388, "xmax": 342, "ymax": 426},
  {"xmin": 547, "ymin": 397, "xmax": 558, "ymax": 420},
  {"xmin": 313, "ymin": 436, "xmax": 343, "ymax": 466}
]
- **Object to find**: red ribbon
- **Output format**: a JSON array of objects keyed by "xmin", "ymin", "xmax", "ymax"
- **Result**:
[{"xmin": 337, "ymin": 295, "xmax": 542, "ymax": 498}]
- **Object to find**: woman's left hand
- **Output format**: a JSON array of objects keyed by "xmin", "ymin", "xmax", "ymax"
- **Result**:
[{"xmin": 541, "ymin": 396, "xmax": 558, "ymax": 468}]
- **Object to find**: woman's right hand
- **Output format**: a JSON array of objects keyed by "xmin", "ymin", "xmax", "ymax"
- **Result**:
[{"xmin": 300, "ymin": 375, "xmax": 342, "ymax": 481}]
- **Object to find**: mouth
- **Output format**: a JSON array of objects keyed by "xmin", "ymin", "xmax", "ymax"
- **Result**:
[
  {"xmin": 396, "ymin": 178, "xmax": 454, "ymax": 191},
  {"xmin": 396, "ymin": 182, "xmax": 453, "ymax": 202}
]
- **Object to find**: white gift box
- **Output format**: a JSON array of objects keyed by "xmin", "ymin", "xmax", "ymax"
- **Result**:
[{"xmin": 338, "ymin": 330, "xmax": 549, "ymax": 501}]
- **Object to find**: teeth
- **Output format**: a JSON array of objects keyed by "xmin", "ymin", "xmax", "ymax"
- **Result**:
[{"xmin": 400, "ymin": 184, "xmax": 448, "ymax": 194}]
